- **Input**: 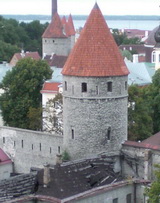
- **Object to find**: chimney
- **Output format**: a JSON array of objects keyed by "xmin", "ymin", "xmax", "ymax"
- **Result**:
[
  {"xmin": 52, "ymin": 0, "xmax": 57, "ymax": 18},
  {"xmin": 56, "ymin": 154, "xmax": 62, "ymax": 165},
  {"xmin": 43, "ymin": 163, "xmax": 50, "ymax": 187}
]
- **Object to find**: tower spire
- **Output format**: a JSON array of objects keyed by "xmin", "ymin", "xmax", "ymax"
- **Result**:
[{"xmin": 52, "ymin": 0, "xmax": 57, "ymax": 18}]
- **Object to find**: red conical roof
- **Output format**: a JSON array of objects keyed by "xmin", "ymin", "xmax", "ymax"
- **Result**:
[
  {"xmin": 42, "ymin": 13, "xmax": 67, "ymax": 38},
  {"xmin": 67, "ymin": 14, "xmax": 76, "ymax": 36},
  {"xmin": 62, "ymin": 3, "xmax": 129, "ymax": 77}
]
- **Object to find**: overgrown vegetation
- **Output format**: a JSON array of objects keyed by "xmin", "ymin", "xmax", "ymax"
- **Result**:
[
  {"xmin": 0, "ymin": 58, "xmax": 52, "ymax": 129},
  {"xmin": 0, "ymin": 15, "xmax": 48, "ymax": 62}
]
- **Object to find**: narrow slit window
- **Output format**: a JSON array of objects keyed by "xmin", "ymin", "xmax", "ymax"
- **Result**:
[
  {"xmin": 50, "ymin": 147, "xmax": 52, "ymax": 154},
  {"xmin": 32, "ymin": 144, "xmax": 34, "ymax": 150},
  {"xmin": 72, "ymin": 129, "xmax": 75, "ymax": 139},
  {"xmin": 3, "ymin": 137, "xmax": 5, "ymax": 144},
  {"xmin": 125, "ymin": 81, "xmax": 127, "ymax": 90},
  {"xmin": 64, "ymin": 81, "xmax": 67, "ymax": 91},
  {"xmin": 40, "ymin": 143, "xmax": 41, "ymax": 151},
  {"xmin": 82, "ymin": 83, "xmax": 87, "ymax": 92},
  {"xmin": 107, "ymin": 82, "xmax": 112, "ymax": 92},
  {"xmin": 96, "ymin": 86, "xmax": 99, "ymax": 94},
  {"xmin": 58, "ymin": 146, "xmax": 60, "ymax": 154},
  {"xmin": 14, "ymin": 141, "xmax": 16, "ymax": 147},
  {"xmin": 72, "ymin": 85, "xmax": 74, "ymax": 95},
  {"xmin": 107, "ymin": 127, "xmax": 111, "ymax": 140},
  {"xmin": 22, "ymin": 140, "xmax": 24, "ymax": 148}
]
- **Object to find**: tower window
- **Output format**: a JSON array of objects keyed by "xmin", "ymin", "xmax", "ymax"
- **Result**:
[
  {"xmin": 107, "ymin": 127, "xmax": 111, "ymax": 140},
  {"xmin": 64, "ymin": 81, "xmax": 67, "ymax": 91},
  {"xmin": 58, "ymin": 146, "xmax": 61, "ymax": 154},
  {"xmin": 152, "ymin": 51, "xmax": 156, "ymax": 63},
  {"xmin": 82, "ymin": 82, "xmax": 87, "ymax": 92},
  {"xmin": 40, "ymin": 143, "xmax": 42, "ymax": 151},
  {"xmin": 96, "ymin": 86, "xmax": 99, "ymax": 94},
  {"xmin": 53, "ymin": 40, "xmax": 55, "ymax": 43},
  {"xmin": 125, "ymin": 81, "xmax": 127, "ymax": 90},
  {"xmin": 107, "ymin": 82, "xmax": 112, "ymax": 92},
  {"xmin": 113, "ymin": 198, "xmax": 118, "ymax": 203},
  {"xmin": 126, "ymin": 194, "xmax": 132, "ymax": 203},
  {"xmin": 22, "ymin": 140, "xmax": 24, "ymax": 148},
  {"xmin": 71, "ymin": 129, "xmax": 75, "ymax": 139},
  {"xmin": 72, "ymin": 85, "xmax": 74, "ymax": 95}
]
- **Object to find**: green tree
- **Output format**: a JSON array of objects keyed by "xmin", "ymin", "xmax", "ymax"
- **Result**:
[
  {"xmin": 128, "ymin": 85, "xmax": 153, "ymax": 141},
  {"xmin": 145, "ymin": 164, "xmax": 160, "ymax": 203},
  {"xmin": 0, "ymin": 58, "xmax": 52, "ymax": 129}
]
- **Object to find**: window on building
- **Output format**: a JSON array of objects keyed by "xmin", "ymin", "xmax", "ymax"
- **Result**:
[
  {"xmin": 64, "ymin": 81, "xmax": 67, "ymax": 91},
  {"xmin": 40, "ymin": 143, "xmax": 42, "ymax": 151},
  {"xmin": 159, "ymin": 54, "xmax": 160, "ymax": 62},
  {"xmin": 82, "ymin": 82, "xmax": 87, "ymax": 92},
  {"xmin": 126, "ymin": 194, "xmax": 132, "ymax": 203},
  {"xmin": 152, "ymin": 51, "xmax": 156, "ymax": 63},
  {"xmin": 3, "ymin": 137, "xmax": 5, "ymax": 144},
  {"xmin": 58, "ymin": 146, "xmax": 61, "ymax": 154},
  {"xmin": 53, "ymin": 40, "xmax": 55, "ymax": 43},
  {"xmin": 50, "ymin": 147, "xmax": 52, "ymax": 154},
  {"xmin": 96, "ymin": 86, "xmax": 99, "ymax": 94},
  {"xmin": 72, "ymin": 85, "xmax": 74, "ymax": 95},
  {"xmin": 14, "ymin": 141, "xmax": 16, "ymax": 147},
  {"xmin": 107, "ymin": 82, "xmax": 112, "ymax": 92},
  {"xmin": 22, "ymin": 140, "xmax": 23, "ymax": 148},
  {"xmin": 125, "ymin": 81, "xmax": 128, "ymax": 90},
  {"xmin": 32, "ymin": 144, "xmax": 34, "ymax": 150},
  {"xmin": 113, "ymin": 198, "xmax": 118, "ymax": 203},
  {"xmin": 72, "ymin": 129, "xmax": 75, "ymax": 139},
  {"xmin": 107, "ymin": 127, "xmax": 111, "ymax": 140}
]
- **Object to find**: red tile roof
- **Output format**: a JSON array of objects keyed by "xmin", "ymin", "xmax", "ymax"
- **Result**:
[
  {"xmin": 42, "ymin": 13, "xmax": 67, "ymax": 38},
  {"xmin": 123, "ymin": 140, "xmax": 160, "ymax": 151},
  {"xmin": 62, "ymin": 3, "xmax": 129, "ymax": 77},
  {"xmin": 13, "ymin": 51, "xmax": 40, "ymax": 61},
  {"xmin": 67, "ymin": 14, "xmax": 76, "ymax": 36},
  {"xmin": 41, "ymin": 82, "xmax": 61, "ymax": 94},
  {"xmin": 0, "ymin": 148, "xmax": 12, "ymax": 166}
]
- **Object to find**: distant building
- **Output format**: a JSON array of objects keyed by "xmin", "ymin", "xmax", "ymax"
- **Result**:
[
  {"xmin": 9, "ymin": 51, "xmax": 41, "ymax": 67},
  {"xmin": 42, "ymin": 0, "xmax": 75, "ymax": 58}
]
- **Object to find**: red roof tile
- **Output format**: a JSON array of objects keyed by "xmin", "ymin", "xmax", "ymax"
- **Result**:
[
  {"xmin": 41, "ymin": 82, "xmax": 61, "ymax": 94},
  {"xmin": 42, "ymin": 13, "xmax": 67, "ymax": 38},
  {"xmin": 67, "ymin": 14, "xmax": 76, "ymax": 36},
  {"xmin": 62, "ymin": 3, "xmax": 129, "ymax": 77}
]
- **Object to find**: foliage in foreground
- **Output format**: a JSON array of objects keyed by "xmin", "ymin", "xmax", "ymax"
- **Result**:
[
  {"xmin": 145, "ymin": 164, "xmax": 160, "ymax": 203},
  {"xmin": 0, "ymin": 57, "xmax": 52, "ymax": 129}
]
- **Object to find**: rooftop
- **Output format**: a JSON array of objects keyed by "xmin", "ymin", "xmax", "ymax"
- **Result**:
[
  {"xmin": 62, "ymin": 3, "xmax": 129, "ymax": 77},
  {"xmin": 36, "ymin": 157, "xmax": 122, "ymax": 199}
]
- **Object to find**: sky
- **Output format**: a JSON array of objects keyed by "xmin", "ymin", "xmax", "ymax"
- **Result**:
[{"xmin": 0, "ymin": 0, "xmax": 160, "ymax": 16}]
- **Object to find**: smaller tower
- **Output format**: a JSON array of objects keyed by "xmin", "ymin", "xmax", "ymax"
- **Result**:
[
  {"xmin": 52, "ymin": 0, "xmax": 57, "ymax": 18},
  {"xmin": 153, "ymin": 26, "xmax": 160, "ymax": 70}
]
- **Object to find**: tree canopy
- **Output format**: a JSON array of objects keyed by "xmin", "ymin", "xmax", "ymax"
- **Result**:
[
  {"xmin": 145, "ymin": 164, "xmax": 160, "ymax": 203},
  {"xmin": 0, "ymin": 15, "xmax": 48, "ymax": 62},
  {"xmin": 0, "ymin": 58, "xmax": 52, "ymax": 129}
]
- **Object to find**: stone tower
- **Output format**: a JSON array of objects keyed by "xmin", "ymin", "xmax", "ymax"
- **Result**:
[
  {"xmin": 62, "ymin": 3, "xmax": 129, "ymax": 160},
  {"xmin": 42, "ymin": 0, "xmax": 75, "ymax": 58}
]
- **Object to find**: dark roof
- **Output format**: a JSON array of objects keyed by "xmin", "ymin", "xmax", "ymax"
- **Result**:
[
  {"xmin": 123, "ymin": 132, "xmax": 160, "ymax": 151},
  {"xmin": 44, "ymin": 54, "xmax": 68, "ymax": 68},
  {"xmin": 62, "ymin": 3, "xmax": 129, "ymax": 77},
  {"xmin": 145, "ymin": 26, "xmax": 158, "ymax": 46},
  {"xmin": 119, "ymin": 44, "xmax": 145, "ymax": 54},
  {"xmin": 36, "ymin": 157, "xmax": 123, "ymax": 199}
]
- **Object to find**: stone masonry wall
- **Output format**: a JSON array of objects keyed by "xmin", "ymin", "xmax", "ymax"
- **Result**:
[
  {"xmin": 0, "ymin": 127, "xmax": 63, "ymax": 173},
  {"xmin": 42, "ymin": 37, "xmax": 71, "ymax": 57},
  {"xmin": 63, "ymin": 75, "xmax": 128, "ymax": 160}
]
